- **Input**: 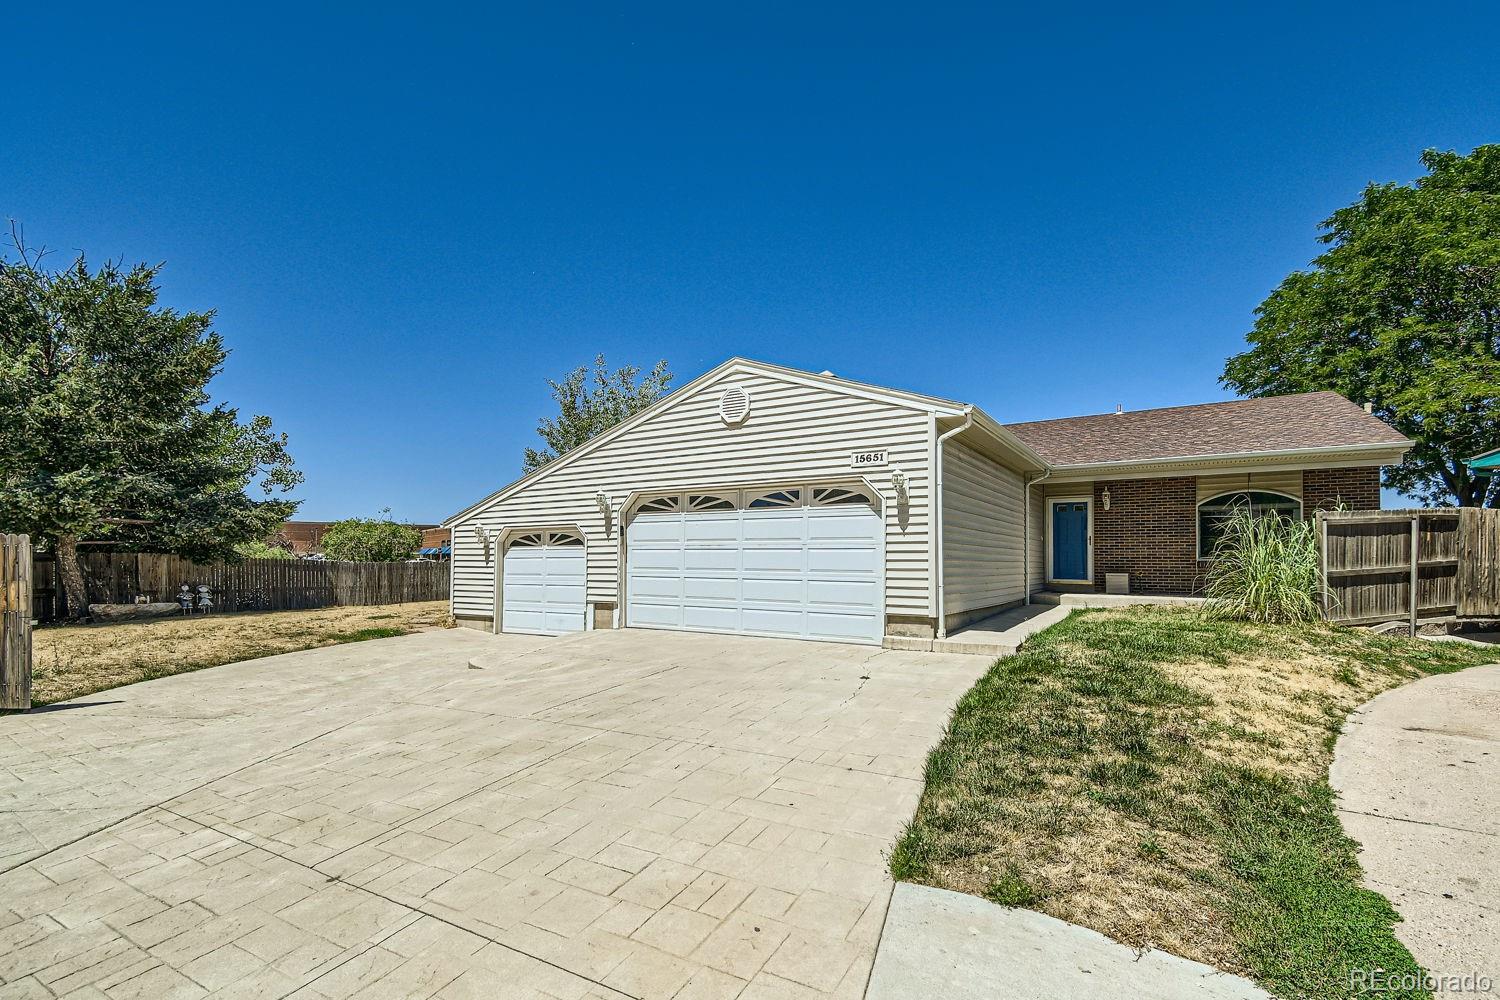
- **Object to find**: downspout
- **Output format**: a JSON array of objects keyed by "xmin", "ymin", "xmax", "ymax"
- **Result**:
[
  {"xmin": 1023, "ymin": 469, "xmax": 1053, "ymax": 605},
  {"xmin": 933, "ymin": 407, "xmax": 974, "ymax": 640}
]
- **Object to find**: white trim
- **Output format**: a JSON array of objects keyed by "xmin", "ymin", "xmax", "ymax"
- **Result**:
[
  {"xmin": 444, "ymin": 358, "xmax": 969, "ymax": 528},
  {"xmin": 932, "ymin": 408, "xmax": 974, "ymax": 639},
  {"xmin": 926, "ymin": 415, "xmax": 939, "ymax": 616},
  {"xmin": 492, "ymin": 521, "xmax": 589, "ymax": 635},
  {"xmin": 964, "ymin": 408, "xmax": 1053, "ymax": 473},
  {"xmin": 1023, "ymin": 469, "xmax": 1052, "ymax": 603},
  {"xmin": 1045, "ymin": 495, "xmax": 1093, "ymax": 585},
  {"xmin": 1193, "ymin": 489, "xmax": 1302, "ymax": 561},
  {"xmin": 730, "ymin": 361, "xmax": 968, "ymax": 415},
  {"xmin": 1045, "ymin": 442, "xmax": 1408, "ymax": 478}
]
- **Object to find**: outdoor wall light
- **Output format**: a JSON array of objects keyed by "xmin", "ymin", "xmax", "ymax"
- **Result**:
[
  {"xmin": 890, "ymin": 467, "xmax": 909, "ymax": 506},
  {"xmin": 472, "ymin": 523, "xmax": 498, "ymax": 563},
  {"xmin": 595, "ymin": 489, "xmax": 613, "ymax": 533},
  {"xmin": 1101, "ymin": 487, "xmax": 1111, "ymax": 511}
]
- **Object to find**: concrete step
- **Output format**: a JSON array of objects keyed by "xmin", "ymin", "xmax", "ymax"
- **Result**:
[
  {"xmin": 881, "ymin": 634, "xmax": 1018, "ymax": 657},
  {"xmin": 930, "ymin": 636, "xmax": 1020, "ymax": 657},
  {"xmin": 1033, "ymin": 590, "xmax": 1205, "ymax": 609}
]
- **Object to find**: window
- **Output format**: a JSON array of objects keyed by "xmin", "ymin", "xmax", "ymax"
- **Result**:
[
  {"xmin": 547, "ymin": 531, "xmax": 584, "ymax": 546},
  {"xmin": 636, "ymin": 495, "xmax": 682, "ymax": 515},
  {"xmin": 747, "ymin": 489, "xmax": 802, "ymax": 509},
  {"xmin": 687, "ymin": 494, "xmax": 736, "ymax": 512},
  {"xmin": 812, "ymin": 486, "xmax": 873, "ymax": 507},
  {"xmin": 1197, "ymin": 491, "xmax": 1302, "ymax": 557},
  {"xmin": 509, "ymin": 532, "xmax": 544, "ymax": 548}
]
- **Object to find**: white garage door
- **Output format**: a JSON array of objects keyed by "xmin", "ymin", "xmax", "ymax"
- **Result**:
[
  {"xmin": 626, "ymin": 486, "xmax": 883, "ymax": 644},
  {"xmin": 502, "ymin": 530, "xmax": 586, "ymax": 635}
]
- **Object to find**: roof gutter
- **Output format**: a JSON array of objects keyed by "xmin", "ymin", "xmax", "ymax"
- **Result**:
[
  {"xmin": 1045, "ymin": 439, "xmax": 1411, "ymax": 473},
  {"xmin": 933, "ymin": 407, "xmax": 974, "ymax": 640}
]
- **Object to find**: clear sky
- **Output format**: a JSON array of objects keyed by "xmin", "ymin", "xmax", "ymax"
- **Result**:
[{"xmin": 6, "ymin": 4, "xmax": 1497, "ymax": 520}]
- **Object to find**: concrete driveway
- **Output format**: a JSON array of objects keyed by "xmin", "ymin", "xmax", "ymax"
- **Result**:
[
  {"xmin": 0, "ymin": 626, "xmax": 988, "ymax": 1000},
  {"xmin": 1332, "ymin": 664, "xmax": 1500, "ymax": 997}
]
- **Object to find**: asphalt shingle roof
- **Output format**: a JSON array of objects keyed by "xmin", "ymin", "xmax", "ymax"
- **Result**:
[{"xmin": 1003, "ymin": 391, "xmax": 1410, "ymax": 467}]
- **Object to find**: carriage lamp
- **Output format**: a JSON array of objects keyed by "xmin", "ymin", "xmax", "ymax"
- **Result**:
[
  {"xmin": 595, "ymin": 489, "xmax": 614, "ymax": 533},
  {"xmin": 890, "ymin": 467, "xmax": 909, "ymax": 506},
  {"xmin": 472, "ymin": 523, "xmax": 497, "ymax": 563},
  {"xmin": 1102, "ymin": 487, "xmax": 1111, "ymax": 511}
]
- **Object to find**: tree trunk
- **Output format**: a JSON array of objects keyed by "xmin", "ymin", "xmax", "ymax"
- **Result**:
[{"xmin": 55, "ymin": 534, "xmax": 90, "ymax": 620}]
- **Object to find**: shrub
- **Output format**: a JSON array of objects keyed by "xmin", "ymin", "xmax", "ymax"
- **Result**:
[
  {"xmin": 234, "ymin": 540, "xmax": 295, "ymax": 560},
  {"xmin": 321, "ymin": 513, "xmax": 420, "ymax": 562},
  {"xmin": 1203, "ymin": 506, "xmax": 1322, "ymax": 624}
]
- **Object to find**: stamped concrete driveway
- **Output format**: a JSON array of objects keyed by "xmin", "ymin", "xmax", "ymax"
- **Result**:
[{"xmin": 0, "ymin": 626, "xmax": 987, "ymax": 1000}]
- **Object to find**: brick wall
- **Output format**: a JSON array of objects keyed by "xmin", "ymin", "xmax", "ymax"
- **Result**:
[
  {"xmin": 1302, "ymin": 467, "xmax": 1382, "ymax": 512},
  {"xmin": 1091, "ymin": 477, "xmax": 1201, "ymax": 594},
  {"xmin": 1081, "ymin": 467, "xmax": 1382, "ymax": 595}
]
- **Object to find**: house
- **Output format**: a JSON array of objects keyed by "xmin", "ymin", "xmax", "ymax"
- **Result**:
[
  {"xmin": 269, "ymin": 520, "xmax": 441, "ymax": 559},
  {"xmin": 271, "ymin": 521, "xmax": 334, "ymax": 557},
  {"xmin": 417, "ymin": 527, "xmax": 452, "ymax": 561},
  {"xmin": 443, "ymin": 358, "xmax": 1409, "ymax": 645}
]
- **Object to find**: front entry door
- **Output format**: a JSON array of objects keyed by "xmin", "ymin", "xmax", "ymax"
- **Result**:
[{"xmin": 1051, "ymin": 500, "xmax": 1090, "ymax": 582}]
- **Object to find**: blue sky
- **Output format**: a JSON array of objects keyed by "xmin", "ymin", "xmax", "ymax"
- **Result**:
[{"xmin": 5, "ymin": 4, "xmax": 1497, "ymax": 521}]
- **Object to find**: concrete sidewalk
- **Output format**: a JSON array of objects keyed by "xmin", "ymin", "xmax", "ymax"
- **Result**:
[
  {"xmin": 866, "ymin": 883, "xmax": 1268, "ymax": 1000},
  {"xmin": 1331, "ymin": 663, "xmax": 1500, "ymax": 997}
]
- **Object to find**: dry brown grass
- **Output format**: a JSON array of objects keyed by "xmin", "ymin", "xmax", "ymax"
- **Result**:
[
  {"xmin": 890, "ymin": 607, "xmax": 1498, "ymax": 998},
  {"xmin": 30, "ymin": 602, "xmax": 452, "ymax": 705}
]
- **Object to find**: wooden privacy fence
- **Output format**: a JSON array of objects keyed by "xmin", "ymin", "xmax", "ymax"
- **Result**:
[
  {"xmin": 32, "ymin": 554, "xmax": 448, "ymax": 622},
  {"xmin": 1318, "ymin": 508, "xmax": 1500, "ymax": 627},
  {"xmin": 2, "ymin": 534, "xmax": 33, "ymax": 711}
]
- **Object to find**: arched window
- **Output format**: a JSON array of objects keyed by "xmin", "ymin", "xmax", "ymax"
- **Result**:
[{"xmin": 1197, "ymin": 491, "xmax": 1302, "ymax": 557}]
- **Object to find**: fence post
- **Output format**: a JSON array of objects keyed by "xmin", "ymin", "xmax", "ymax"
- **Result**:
[
  {"xmin": 2, "ymin": 534, "xmax": 34, "ymax": 711},
  {"xmin": 1318, "ymin": 512, "xmax": 1329, "ymax": 620},
  {"xmin": 1408, "ymin": 515, "xmax": 1420, "ymax": 636}
]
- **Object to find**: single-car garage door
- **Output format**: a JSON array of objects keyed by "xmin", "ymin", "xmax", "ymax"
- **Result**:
[
  {"xmin": 502, "ymin": 530, "xmax": 586, "ymax": 635},
  {"xmin": 625, "ymin": 485, "xmax": 883, "ymax": 644}
]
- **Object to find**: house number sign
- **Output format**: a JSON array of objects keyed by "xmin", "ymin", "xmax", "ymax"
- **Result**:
[{"xmin": 850, "ymin": 449, "xmax": 889, "ymax": 469}]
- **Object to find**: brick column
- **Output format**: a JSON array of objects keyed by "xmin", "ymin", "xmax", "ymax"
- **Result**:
[
  {"xmin": 1092, "ymin": 477, "xmax": 1200, "ymax": 595},
  {"xmin": 1302, "ymin": 467, "xmax": 1382, "ymax": 512}
]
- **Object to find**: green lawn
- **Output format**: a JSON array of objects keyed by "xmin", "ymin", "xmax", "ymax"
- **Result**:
[{"xmin": 890, "ymin": 607, "xmax": 1495, "ymax": 1000}]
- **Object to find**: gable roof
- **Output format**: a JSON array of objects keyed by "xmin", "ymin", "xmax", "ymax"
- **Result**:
[
  {"xmin": 443, "ymin": 357, "xmax": 1047, "ymax": 526},
  {"xmin": 1003, "ymin": 391, "xmax": 1411, "ymax": 467}
]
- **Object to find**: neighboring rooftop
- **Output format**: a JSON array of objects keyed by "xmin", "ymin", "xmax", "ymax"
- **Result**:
[{"xmin": 1003, "ymin": 391, "xmax": 1410, "ymax": 467}]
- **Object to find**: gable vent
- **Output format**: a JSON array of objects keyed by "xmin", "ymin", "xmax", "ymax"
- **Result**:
[{"xmin": 718, "ymin": 384, "xmax": 751, "ymax": 425}]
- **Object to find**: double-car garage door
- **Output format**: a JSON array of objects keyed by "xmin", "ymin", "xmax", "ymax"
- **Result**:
[
  {"xmin": 625, "ymin": 485, "xmax": 883, "ymax": 644},
  {"xmin": 500, "ymin": 485, "xmax": 884, "ymax": 643}
]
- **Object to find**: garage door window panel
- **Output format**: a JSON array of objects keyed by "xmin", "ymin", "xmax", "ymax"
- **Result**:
[{"xmin": 747, "ymin": 489, "xmax": 802, "ymax": 509}]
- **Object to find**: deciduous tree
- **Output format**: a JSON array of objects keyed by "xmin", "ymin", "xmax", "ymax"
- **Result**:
[
  {"xmin": 1223, "ymin": 147, "xmax": 1500, "ymax": 507},
  {"xmin": 523, "ymin": 355, "xmax": 674, "ymax": 473}
]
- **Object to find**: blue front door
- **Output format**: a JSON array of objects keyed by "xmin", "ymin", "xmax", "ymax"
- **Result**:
[{"xmin": 1052, "ymin": 501, "xmax": 1089, "ymax": 581}]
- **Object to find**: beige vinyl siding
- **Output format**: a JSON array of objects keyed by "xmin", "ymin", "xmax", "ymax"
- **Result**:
[
  {"xmin": 941, "ymin": 439, "xmax": 1027, "ymax": 619},
  {"xmin": 450, "ymin": 368, "xmax": 936, "ymax": 621},
  {"xmin": 1027, "ymin": 482, "xmax": 1047, "ymax": 594},
  {"xmin": 1196, "ymin": 470, "xmax": 1302, "ymax": 502}
]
